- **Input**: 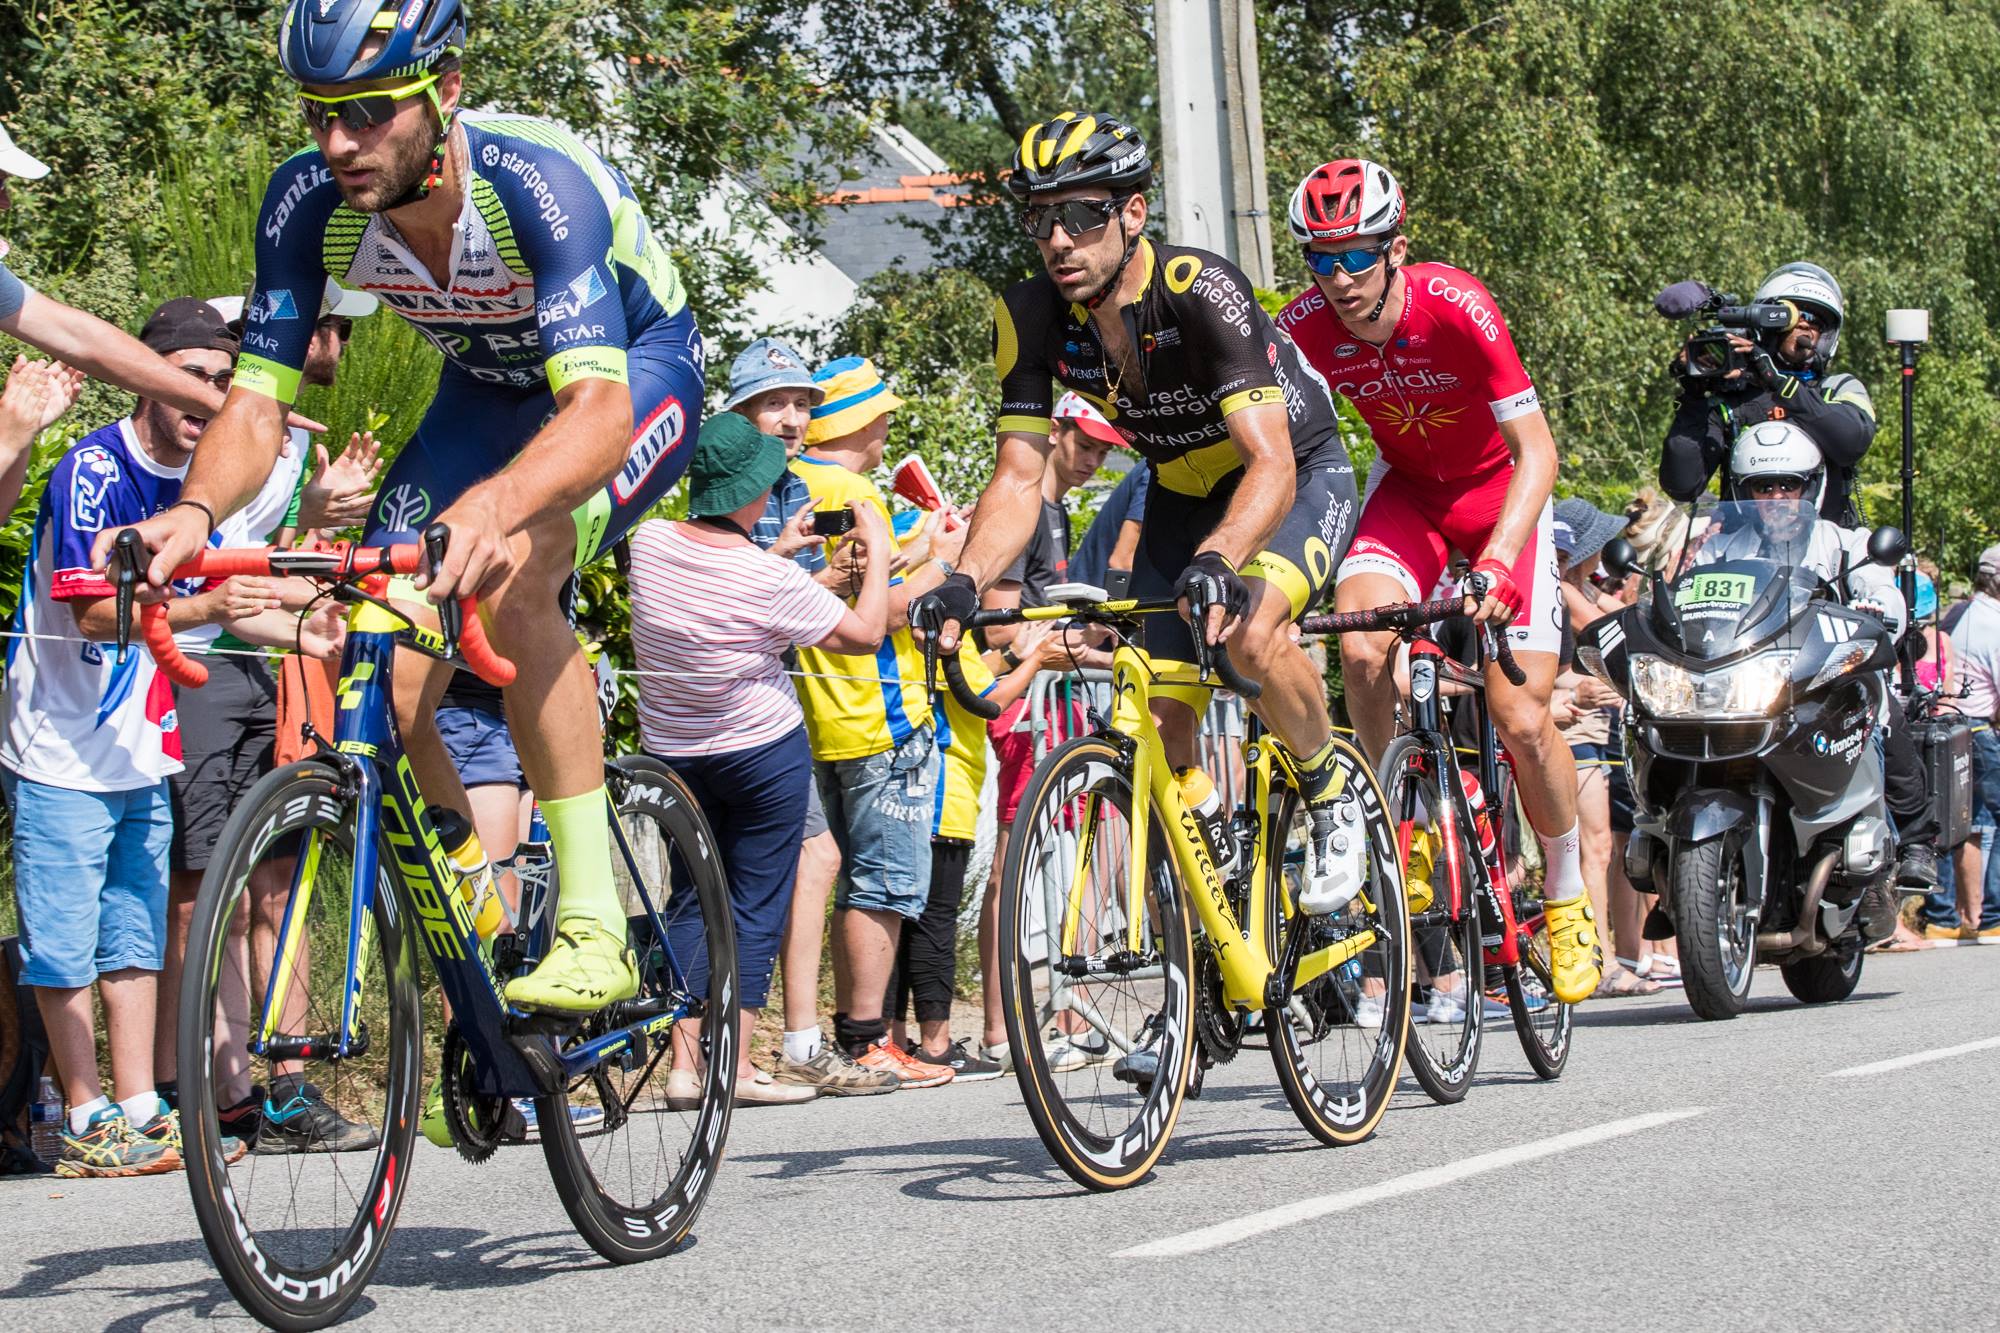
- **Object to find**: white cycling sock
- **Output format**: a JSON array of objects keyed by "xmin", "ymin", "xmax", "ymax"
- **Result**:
[
  {"xmin": 68, "ymin": 1094, "xmax": 112, "ymax": 1135},
  {"xmin": 783, "ymin": 1027, "xmax": 823, "ymax": 1063},
  {"xmin": 118, "ymin": 1090, "xmax": 163, "ymax": 1128},
  {"xmin": 1537, "ymin": 822, "xmax": 1586, "ymax": 904}
]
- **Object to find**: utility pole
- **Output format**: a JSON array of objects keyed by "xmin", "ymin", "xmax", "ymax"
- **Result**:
[{"xmin": 1154, "ymin": 0, "xmax": 1274, "ymax": 288}]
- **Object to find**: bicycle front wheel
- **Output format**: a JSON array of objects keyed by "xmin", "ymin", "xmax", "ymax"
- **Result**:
[
  {"xmin": 179, "ymin": 760, "xmax": 421, "ymax": 1331},
  {"xmin": 1000, "ymin": 735, "xmax": 1197, "ymax": 1191},
  {"xmin": 539, "ymin": 757, "xmax": 738, "ymax": 1262},
  {"xmin": 1379, "ymin": 734, "xmax": 1484, "ymax": 1104},
  {"xmin": 1263, "ymin": 739, "xmax": 1411, "ymax": 1146}
]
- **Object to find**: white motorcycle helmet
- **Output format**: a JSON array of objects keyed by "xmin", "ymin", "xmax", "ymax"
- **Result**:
[
  {"xmin": 1753, "ymin": 261, "xmax": 1844, "ymax": 366},
  {"xmin": 1730, "ymin": 419, "xmax": 1826, "ymax": 511}
]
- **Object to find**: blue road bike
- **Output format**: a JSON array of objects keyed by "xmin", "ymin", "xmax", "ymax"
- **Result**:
[{"xmin": 112, "ymin": 527, "xmax": 737, "ymax": 1330}]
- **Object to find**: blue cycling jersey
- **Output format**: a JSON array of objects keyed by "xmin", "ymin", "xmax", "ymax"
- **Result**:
[{"xmin": 238, "ymin": 111, "xmax": 690, "ymax": 402}]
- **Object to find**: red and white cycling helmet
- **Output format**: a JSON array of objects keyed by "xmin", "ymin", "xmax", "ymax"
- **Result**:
[{"xmin": 1288, "ymin": 159, "xmax": 1406, "ymax": 242}]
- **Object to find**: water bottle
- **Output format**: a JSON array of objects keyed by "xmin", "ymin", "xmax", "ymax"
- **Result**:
[
  {"xmin": 428, "ymin": 805, "xmax": 503, "ymax": 941},
  {"xmin": 29, "ymin": 1077, "xmax": 64, "ymax": 1166},
  {"xmin": 1461, "ymin": 770, "xmax": 1498, "ymax": 859},
  {"xmin": 1177, "ymin": 767, "xmax": 1236, "ymax": 874}
]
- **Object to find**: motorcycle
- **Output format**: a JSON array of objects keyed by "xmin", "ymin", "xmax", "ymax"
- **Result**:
[{"xmin": 1579, "ymin": 498, "xmax": 1907, "ymax": 1020}]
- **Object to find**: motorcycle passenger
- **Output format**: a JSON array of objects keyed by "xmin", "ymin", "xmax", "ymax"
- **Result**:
[
  {"xmin": 1692, "ymin": 421, "xmax": 1930, "ymax": 936},
  {"xmin": 1661, "ymin": 262, "xmax": 1877, "ymax": 528}
]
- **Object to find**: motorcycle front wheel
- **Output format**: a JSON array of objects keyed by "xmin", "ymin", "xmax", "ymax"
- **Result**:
[{"xmin": 1669, "ymin": 836, "xmax": 1757, "ymax": 1020}]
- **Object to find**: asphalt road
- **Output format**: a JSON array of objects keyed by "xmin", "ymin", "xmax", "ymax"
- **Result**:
[{"xmin": 8, "ymin": 946, "xmax": 1999, "ymax": 1330}]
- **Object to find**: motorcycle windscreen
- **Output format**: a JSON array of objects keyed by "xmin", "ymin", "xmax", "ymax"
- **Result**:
[{"xmin": 1669, "ymin": 500, "xmax": 1824, "ymax": 660}]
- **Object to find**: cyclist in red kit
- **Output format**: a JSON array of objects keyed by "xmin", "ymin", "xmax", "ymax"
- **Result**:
[{"xmin": 1276, "ymin": 158, "xmax": 1602, "ymax": 1004}]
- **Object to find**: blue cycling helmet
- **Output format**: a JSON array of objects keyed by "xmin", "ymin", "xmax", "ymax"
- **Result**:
[
  {"xmin": 280, "ymin": 0, "xmax": 466, "ymax": 85},
  {"xmin": 1915, "ymin": 571, "xmax": 1937, "ymax": 620}
]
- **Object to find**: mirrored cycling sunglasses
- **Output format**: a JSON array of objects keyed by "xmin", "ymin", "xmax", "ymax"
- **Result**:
[
  {"xmin": 1022, "ymin": 197, "xmax": 1125, "ymax": 240},
  {"xmin": 1301, "ymin": 245, "xmax": 1386, "ymax": 277},
  {"xmin": 298, "ymin": 74, "xmax": 440, "ymax": 135}
]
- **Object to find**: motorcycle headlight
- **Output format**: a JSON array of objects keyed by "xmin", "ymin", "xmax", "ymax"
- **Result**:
[{"xmin": 1629, "ymin": 651, "xmax": 1795, "ymax": 719}]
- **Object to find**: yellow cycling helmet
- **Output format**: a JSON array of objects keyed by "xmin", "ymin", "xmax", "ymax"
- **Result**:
[{"xmin": 1007, "ymin": 112, "xmax": 1153, "ymax": 201}]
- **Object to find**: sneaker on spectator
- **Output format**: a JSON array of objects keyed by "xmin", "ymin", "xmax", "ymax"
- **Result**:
[
  {"xmin": 1045, "ymin": 1028, "xmax": 1109, "ymax": 1072},
  {"xmin": 859, "ymin": 1039, "xmax": 953, "ymax": 1088},
  {"xmin": 54, "ymin": 1107, "xmax": 178, "ymax": 1178},
  {"xmin": 774, "ymin": 1045, "xmax": 899, "ymax": 1097},
  {"xmin": 218, "ymin": 1087, "xmax": 264, "ymax": 1150},
  {"xmin": 1351, "ymin": 993, "xmax": 1385, "ymax": 1027},
  {"xmin": 1112, "ymin": 1014, "xmax": 1166, "ymax": 1088},
  {"xmin": 258, "ymin": 1082, "xmax": 381, "ymax": 1154},
  {"xmin": 979, "ymin": 1040, "xmax": 1013, "ymax": 1072},
  {"xmin": 919, "ymin": 1039, "xmax": 1004, "ymax": 1083},
  {"xmin": 1482, "ymin": 987, "xmax": 1515, "ymax": 1017},
  {"xmin": 1422, "ymin": 986, "xmax": 1467, "ymax": 1026},
  {"xmin": 137, "ymin": 1107, "xmax": 244, "ymax": 1166}
]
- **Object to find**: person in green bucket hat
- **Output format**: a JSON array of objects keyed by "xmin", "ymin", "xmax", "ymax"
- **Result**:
[{"xmin": 624, "ymin": 411, "xmax": 896, "ymax": 1106}]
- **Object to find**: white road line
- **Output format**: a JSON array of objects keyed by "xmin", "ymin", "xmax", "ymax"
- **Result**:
[
  {"xmin": 1824, "ymin": 1035, "xmax": 2000, "ymax": 1079},
  {"xmin": 1112, "ymin": 1108, "xmax": 1708, "ymax": 1260}
]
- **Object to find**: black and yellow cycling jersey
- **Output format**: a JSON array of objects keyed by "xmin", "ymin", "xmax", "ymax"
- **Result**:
[{"xmin": 993, "ymin": 239, "xmax": 1348, "ymax": 498}]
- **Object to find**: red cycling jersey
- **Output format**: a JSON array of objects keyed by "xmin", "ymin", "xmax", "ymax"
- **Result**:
[{"xmin": 1277, "ymin": 262, "xmax": 1539, "ymax": 483}]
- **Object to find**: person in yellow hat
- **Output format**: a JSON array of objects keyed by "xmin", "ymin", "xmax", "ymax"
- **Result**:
[{"xmin": 779, "ymin": 357, "xmax": 967, "ymax": 1092}]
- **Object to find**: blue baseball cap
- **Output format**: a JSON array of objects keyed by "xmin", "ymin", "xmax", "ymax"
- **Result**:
[{"xmin": 722, "ymin": 337, "xmax": 823, "ymax": 412}]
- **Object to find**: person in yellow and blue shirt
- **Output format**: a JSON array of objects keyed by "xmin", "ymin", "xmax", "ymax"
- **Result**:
[
  {"xmin": 884, "ymin": 613, "xmax": 1069, "ymax": 1082},
  {"xmin": 788, "ymin": 356, "xmax": 968, "ymax": 1085}
]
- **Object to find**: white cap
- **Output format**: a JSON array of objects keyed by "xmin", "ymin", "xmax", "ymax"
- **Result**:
[
  {"xmin": 209, "ymin": 278, "xmax": 378, "ymax": 328},
  {"xmin": 1052, "ymin": 389, "xmax": 1124, "ymax": 446},
  {"xmin": 0, "ymin": 123, "xmax": 50, "ymax": 181}
]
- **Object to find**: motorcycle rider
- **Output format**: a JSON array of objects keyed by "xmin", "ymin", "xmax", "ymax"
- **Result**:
[
  {"xmin": 1660, "ymin": 262, "xmax": 1876, "ymax": 528},
  {"xmin": 1693, "ymin": 420, "xmax": 1922, "ymax": 938},
  {"xmin": 1661, "ymin": 263, "xmax": 1935, "ymax": 893}
]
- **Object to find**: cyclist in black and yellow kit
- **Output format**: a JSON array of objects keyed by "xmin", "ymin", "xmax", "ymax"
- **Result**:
[{"xmin": 915, "ymin": 111, "xmax": 1362, "ymax": 911}]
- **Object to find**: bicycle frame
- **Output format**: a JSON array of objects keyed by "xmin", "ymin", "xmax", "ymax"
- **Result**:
[
  {"xmin": 1051, "ymin": 640, "xmax": 1379, "ymax": 1021},
  {"xmin": 1400, "ymin": 637, "xmax": 1535, "ymax": 969},
  {"xmin": 251, "ymin": 592, "xmax": 693, "ymax": 1100}
]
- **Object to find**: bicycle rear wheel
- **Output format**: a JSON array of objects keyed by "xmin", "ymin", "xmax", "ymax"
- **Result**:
[
  {"xmin": 1000, "ymin": 735, "xmax": 1196, "ymax": 1191},
  {"xmin": 1504, "ymin": 884, "xmax": 1574, "ymax": 1079},
  {"xmin": 1263, "ymin": 741, "xmax": 1411, "ymax": 1146},
  {"xmin": 1379, "ymin": 734, "xmax": 1484, "ymax": 1104},
  {"xmin": 538, "ymin": 757, "xmax": 737, "ymax": 1262},
  {"xmin": 179, "ymin": 760, "xmax": 420, "ymax": 1331}
]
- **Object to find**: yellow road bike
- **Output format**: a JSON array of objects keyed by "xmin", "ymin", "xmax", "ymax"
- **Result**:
[{"xmin": 939, "ymin": 594, "xmax": 1411, "ymax": 1190}]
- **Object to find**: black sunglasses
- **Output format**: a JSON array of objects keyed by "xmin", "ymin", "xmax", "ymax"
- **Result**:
[
  {"xmin": 317, "ymin": 315, "xmax": 354, "ymax": 342},
  {"xmin": 1022, "ymin": 197, "xmax": 1125, "ymax": 240},
  {"xmin": 180, "ymin": 364, "xmax": 234, "ymax": 391},
  {"xmin": 297, "ymin": 73, "xmax": 439, "ymax": 135}
]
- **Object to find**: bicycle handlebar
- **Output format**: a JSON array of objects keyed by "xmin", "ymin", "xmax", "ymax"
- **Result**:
[
  {"xmin": 930, "ymin": 593, "xmax": 1261, "ymax": 721},
  {"xmin": 1300, "ymin": 596, "xmax": 1529, "ymax": 688},
  {"xmin": 111, "ymin": 524, "xmax": 516, "ymax": 691}
]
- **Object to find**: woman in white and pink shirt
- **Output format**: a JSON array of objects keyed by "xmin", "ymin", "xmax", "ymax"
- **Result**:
[{"xmin": 628, "ymin": 412, "xmax": 890, "ymax": 1105}]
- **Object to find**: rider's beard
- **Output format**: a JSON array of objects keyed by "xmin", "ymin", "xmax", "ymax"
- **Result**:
[{"xmin": 336, "ymin": 124, "xmax": 435, "ymax": 213}]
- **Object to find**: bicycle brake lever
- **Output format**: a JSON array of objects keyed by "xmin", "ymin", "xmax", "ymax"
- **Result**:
[
  {"xmin": 423, "ymin": 523, "xmax": 462, "ymax": 649},
  {"xmin": 112, "ymin": 528, "xmax": 144, "ymax": 664}
]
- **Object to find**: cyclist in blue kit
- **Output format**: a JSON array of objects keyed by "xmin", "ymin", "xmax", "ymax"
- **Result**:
[{"xmin": 105, "ymin": 0, "xmax": 703, "ymax": 1012}]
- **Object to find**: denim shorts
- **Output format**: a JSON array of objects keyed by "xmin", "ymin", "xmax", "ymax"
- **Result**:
[
  {"xmin": 818, "ymin": 723, "xmax": 938, "ymax": 920},
  {"xmin": 437, "ymin": 704, "xmax": 526, "ymax": 791},
  {"xmin": 1, "ymin": 770, "xmax": 172, "ymax": 988}
]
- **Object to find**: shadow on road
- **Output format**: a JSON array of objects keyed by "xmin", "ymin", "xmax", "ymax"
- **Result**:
[
  {"xmin": 730, "ymin": 1133, "xmax": 1091, "ymax": 1202},
  {"xmin": 1572, "ymin": 990, "xmax": 1896, "ymax": 1028},
  {"xmin": 0, "ymin": 1223, "xmax": 615, "ymax": 1324}
]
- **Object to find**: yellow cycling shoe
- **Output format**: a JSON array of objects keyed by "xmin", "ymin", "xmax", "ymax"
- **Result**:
[
  {"xmin": 1543, "ymin": 895, "xmax": 1605, "ymax": 1004},
  {"xmin": 504, "ymin": 919, "xmax": 640, "ymax": 1013},
  {"xmin": 1405, "ymin": 828, "xmax": 1440, "ymax": 914},
  {"xmin": 420, "ymin": 1080, "xmax": 453, "ymax": 1149}
]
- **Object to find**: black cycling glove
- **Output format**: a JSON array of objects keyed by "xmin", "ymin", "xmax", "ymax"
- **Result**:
[
  {"xmin": 910, "ymin": 571, "xmax": 980, "ymax": 641},
  {"xmin": 1175, "ymin": 551, "xmax": 1249, "ymax": 635}
]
